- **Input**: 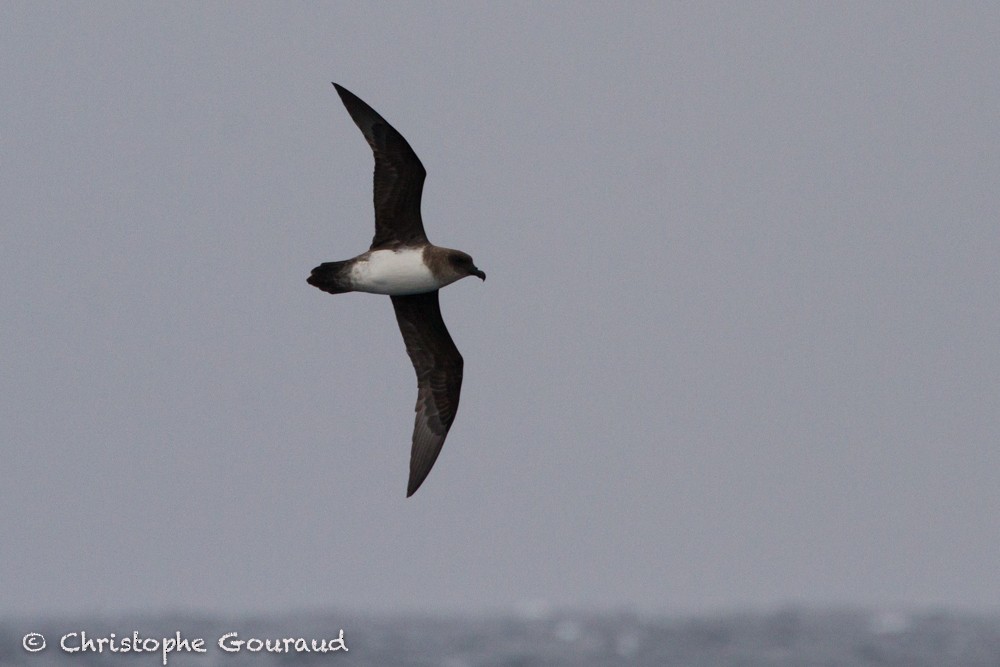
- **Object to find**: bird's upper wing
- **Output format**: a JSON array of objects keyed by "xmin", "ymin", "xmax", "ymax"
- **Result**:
[
  {"xmin": 333, "ymin": 83, "xmax": 428, "ymax": 249},
  {"xmin": 390, "ymin": 291, "xmax": 464, "ymax": 496}
]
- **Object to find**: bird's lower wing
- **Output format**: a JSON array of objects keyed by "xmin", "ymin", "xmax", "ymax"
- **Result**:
[{"xmin": 390, "ymin": 291, "xmax": 464, "ymax": 496}]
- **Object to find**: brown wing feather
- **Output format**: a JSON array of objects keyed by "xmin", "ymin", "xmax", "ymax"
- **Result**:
[
  {"xmin": 390, "ymin": 291, "xmax": 464, "ymax": 496},
  {"xmin": 333, "ymin": 83, "xmax": 428, "ymax": 249}
]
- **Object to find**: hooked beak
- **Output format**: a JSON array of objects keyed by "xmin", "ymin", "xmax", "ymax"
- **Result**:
[{"xmin": 472, "ymin": 267, "xmax": 486, "ymax": 281}]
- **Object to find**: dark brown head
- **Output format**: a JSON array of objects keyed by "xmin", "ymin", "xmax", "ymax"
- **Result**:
[
  {"xmin": 424, "ymin": 246, "xmax": 486, "ymax": 286},
  {"xmin": 448, "ymin": 250, "xmax": 486, "ymax": 282}
]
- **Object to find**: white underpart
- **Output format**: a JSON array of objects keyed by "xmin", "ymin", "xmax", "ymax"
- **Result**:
[{"xmin": 349, "ymin": 248, "xmax": 441, "ymax": 295}]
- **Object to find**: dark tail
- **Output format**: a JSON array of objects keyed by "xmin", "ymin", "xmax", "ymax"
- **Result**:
[{"xmin": 307, "ymin": 260, "xmax": 354, "ymax": 295}]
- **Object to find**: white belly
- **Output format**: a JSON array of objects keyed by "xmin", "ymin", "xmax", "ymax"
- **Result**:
[{"xmin": 349, "ymin": 249, "xmax": 440, "ymax": 295}]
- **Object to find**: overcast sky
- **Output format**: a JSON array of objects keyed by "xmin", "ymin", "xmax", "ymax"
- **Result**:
[{"xmin": 3, "ymin": 3, "xmax": 999, "ymax": 617}]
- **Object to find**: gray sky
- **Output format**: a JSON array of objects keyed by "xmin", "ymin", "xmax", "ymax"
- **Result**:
[{"xmin": 3, "ymin": 3, "xmax": 999, "ymax": 617}]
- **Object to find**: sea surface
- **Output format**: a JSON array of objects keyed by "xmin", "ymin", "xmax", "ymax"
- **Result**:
[{"xmin": 4, "ymin": 607, "xmax": 1000, "ymax": 666}]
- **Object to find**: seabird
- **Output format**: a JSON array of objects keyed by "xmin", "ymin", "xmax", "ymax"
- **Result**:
[{"xmin": 308, "ymin": 83, "xmax": 485, "ymax": 497}]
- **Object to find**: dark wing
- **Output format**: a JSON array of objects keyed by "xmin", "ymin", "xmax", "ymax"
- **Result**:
[
  {"xmin": 390, "ymin": 291, "xmax": 464, "ymax": 496},
  {"xmin": 332, "ymin": 83, "xmax": 428, "ymax": 249}
]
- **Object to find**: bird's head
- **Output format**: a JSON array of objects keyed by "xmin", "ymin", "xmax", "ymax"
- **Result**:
[{"xmin": 448, "ymin": 250, "xmax": 486, "ymax": 282}]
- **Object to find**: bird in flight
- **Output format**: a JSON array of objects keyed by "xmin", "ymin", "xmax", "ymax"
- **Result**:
[{"xmin": 308, "ymin": 83, "xmax": 486, "ymax": 497}]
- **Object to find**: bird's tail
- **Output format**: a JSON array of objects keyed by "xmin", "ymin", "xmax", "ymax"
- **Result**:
[{"xmin": 307, "ymin": 260, "xmax": 354, "ymax": 295}]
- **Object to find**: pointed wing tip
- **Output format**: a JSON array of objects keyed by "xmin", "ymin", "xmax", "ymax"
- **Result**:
[
  {"xmin": 331, "ymin": 82, "xmax": 349, "ymax": 101},
  {"xmin": 406, "ymin": 438, "xmax": 448, "ymax": 498},
  {"xmin": 332, "ymin": 82, "xmax": 361, "ymax": 110},
  {"xmin": 406, "ymin": 442, "xmax": 442, "ymax": 497}
]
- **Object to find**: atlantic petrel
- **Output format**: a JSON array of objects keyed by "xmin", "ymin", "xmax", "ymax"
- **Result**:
[{"xmin": 308, "ymin": 83, "xmax": 485, "ymax": 497}]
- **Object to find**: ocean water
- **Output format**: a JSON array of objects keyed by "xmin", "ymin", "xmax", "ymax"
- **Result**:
[{"xmin": 5, "ymin": 608, "xmax": 1000, "ymax": 666}]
